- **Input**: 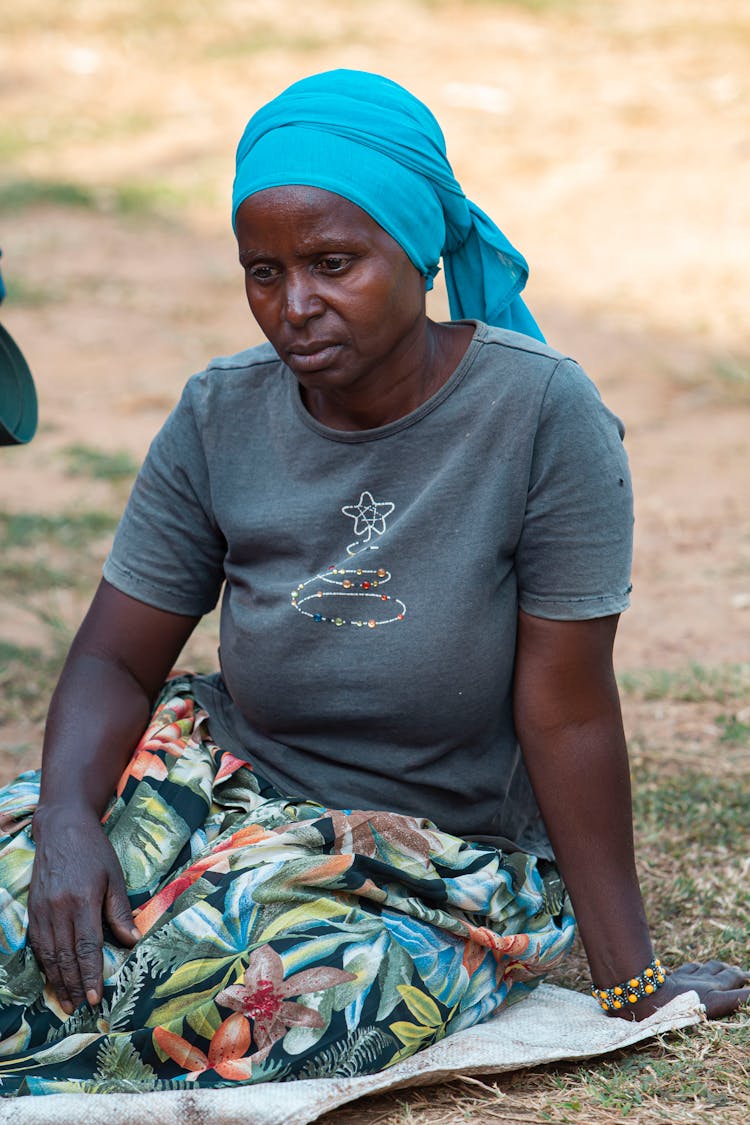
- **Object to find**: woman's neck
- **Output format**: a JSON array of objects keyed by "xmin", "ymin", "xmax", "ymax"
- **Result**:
[{"xmin": 302, "ymin": 320, "xmax": 474, "ymax": 431}]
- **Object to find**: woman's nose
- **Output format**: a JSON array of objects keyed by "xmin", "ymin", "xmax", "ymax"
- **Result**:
[{"xmin": 283, "ymin": 273, "xmax": 324, "ymax": 325}]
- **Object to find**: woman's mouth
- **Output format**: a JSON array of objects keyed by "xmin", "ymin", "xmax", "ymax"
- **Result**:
[{"xmin": 287, "ymin": 343, "xmax": 342, "ymax": 373}]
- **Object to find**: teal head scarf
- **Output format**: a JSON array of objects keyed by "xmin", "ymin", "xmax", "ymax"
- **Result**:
[{"xmin": 232, "ymin": 70, "xmax": 543, "ymax": 341}]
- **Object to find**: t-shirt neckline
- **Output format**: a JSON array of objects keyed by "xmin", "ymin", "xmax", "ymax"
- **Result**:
[{"xmin": 288, "ymin": 321, "xmax": 485, "ymax": 443}]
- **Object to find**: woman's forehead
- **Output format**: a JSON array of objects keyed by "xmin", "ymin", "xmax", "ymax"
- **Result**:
[{"xmin": 235, "ymin": 186, "xmax": 397, "ymax": 250}]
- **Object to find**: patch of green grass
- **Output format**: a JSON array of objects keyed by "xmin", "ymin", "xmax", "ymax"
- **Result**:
[
  {"xmin": 716, "ymin": 712, "xmax": 750, "ymax": 746},
  {"xmin": 0, "ymin": 640, "xmax": 65, "ymax": 723},
  {"xmin": 618, "ymin": 662, "xmax": 750, "ymax": 704},
  {"xmin": 0, "ymin": 177, "xmax": 207, "ymax": 218},
  {"xmin": 107, "ymin": 180, "xmax": 200, "ymax": 215},
  {"xmin": 634, "ymin": 770, "xmax": 750, "ymax": 853},
  {"xmin": 0, "ymin": 509, "xmax": 119, "ymax": 549},
  {"xmin": 0, "ymin": 559, "xmax": 77, "ymax": 595},
  {"xmin": 62, "ymin": 444, "xmax": 139, "ymax": 482},
  {"xmin": 0, "ymin": 179, "xmax": 95, "ymax": 211},
  {"xmin": 714, "ymin": 356, "xmax": 750, "ymax": 401},
  {"xmin": 1, "ymin": 276, "xmax": 62, "ymax": 306},
  {"xmin": 0, "ymin": 127, "xmax": 31, "ymax": 160}
]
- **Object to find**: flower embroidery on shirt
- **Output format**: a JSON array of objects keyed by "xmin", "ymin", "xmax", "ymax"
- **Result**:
[
  {"xmin": 290, "ymin": 489, "xmax": 406, "ymax": 629},
  {"xmin": 341, "ymin": 490, "xmax": 395, "ymax": 543}
]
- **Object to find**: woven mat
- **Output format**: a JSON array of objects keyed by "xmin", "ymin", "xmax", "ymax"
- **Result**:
[{"xmin": 0, "ymin": 985, "xmax": 703, "ymax": 1124}]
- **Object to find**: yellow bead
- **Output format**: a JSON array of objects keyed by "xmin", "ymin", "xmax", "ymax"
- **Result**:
[
  {"xmin": 629, "ymin": 979, "xmax": 639, "ymax": 989},
  {"xmin": 657, "ymin": 974, "xmax": 665, "ymax": 984},
  {"xmin": 614, "ymin": 986, "xmax": 624, "ymax": 996},
  {"xmin": 628, "ymin": 994, "xmax": 638, "ymax": 1003},
  {"xmin": 645, "ymin": 984, "xmax": 654, "ymax": 994},
  {"xmin": 614, "ymin": 1000, "xmax": 623, "ymax": 1009},
  {"xmin": 645, "ymin": 968, "xmax": 654, "ymax": 977},
  {"xmin": 655, "ymin": 959, "xmax": 661, "ymax": 967},
  {"xmin": 600, "ymin": 1002, "xmax": 609, "ymax": 1011}
]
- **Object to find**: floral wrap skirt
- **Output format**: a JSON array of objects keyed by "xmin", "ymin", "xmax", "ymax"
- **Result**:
[{"xmin": 0, "ymin": 676, "xmax": 575, "ymax": 1096}]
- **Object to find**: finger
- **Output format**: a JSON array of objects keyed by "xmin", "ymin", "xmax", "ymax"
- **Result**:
[
  {"xmin": 703, "ymin": 987, "xmax": 750, "ymax": 1020},
  {"xmin": 50, "ymin": 915, "xmax": 88, "ymax": 1014},
  {"xmin": 73, "ymin": 912, "xmax": 105, "ymax": 1008},
  {"xmin": 28, "ymin": 918, "xmax": 74, "ymax": 1015},
  {"xmin": 707, "ymin": 960, "xmax": 749, "ymax": 982},
  {"xmin": 103, "ymin": 864, "xmax": 140, "ymax": 950}
]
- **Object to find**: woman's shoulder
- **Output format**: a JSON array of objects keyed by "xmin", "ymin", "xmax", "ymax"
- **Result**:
[
  {"xmin": 471, "ymin": 321, "xmax": 570, "ymax": 367},
  {"xmin": 191, "ymin": 340, "xmax": 281, "ymax": 387},
  {"xmin": 466, "ymin": 321, "xmax": 602, "ymax": 406},
  {"xmin": 178, "ymin": 341, "xmax": 284, "ymax": 417}
]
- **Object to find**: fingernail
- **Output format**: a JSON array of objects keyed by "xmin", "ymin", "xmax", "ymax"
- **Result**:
[
  {"xmin": 130, "ymin": 925, "xmax": 141, "ymax": 941},
  {"xmin": 62, "ymin": 1000, "xmax": 74, "ymax": 1015},
  {"xmin": 86, "ymin": 988, "xmax": 100, "ymax": 1006}
]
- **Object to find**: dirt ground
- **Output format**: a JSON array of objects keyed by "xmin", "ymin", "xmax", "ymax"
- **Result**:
[{"xmin": 0, "ymin": 2, "xmax": 748, "ymax": 1119}]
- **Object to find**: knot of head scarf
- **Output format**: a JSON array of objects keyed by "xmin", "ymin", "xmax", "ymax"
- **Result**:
[{"xmin": 232, "ymin": 70, "xmax": 543, "ymax": 341}]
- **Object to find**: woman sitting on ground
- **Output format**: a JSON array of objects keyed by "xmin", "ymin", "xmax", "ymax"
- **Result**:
[{"xmin": 0, "ymin": 69, "xmax": 746, "ymax": 1096}]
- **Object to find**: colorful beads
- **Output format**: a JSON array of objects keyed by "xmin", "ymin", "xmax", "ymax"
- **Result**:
[
  {"xmin": 592, "ymin": 957, "xmax": 667, "ymax": 1016},
  {"xmin": 290, "ymin": 558, "xmax": 405, "ymax": 627}
]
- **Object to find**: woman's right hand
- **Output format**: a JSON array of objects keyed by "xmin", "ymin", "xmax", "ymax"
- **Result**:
[{"xmin": 28, "ymin": 803, "xmax": 140, "ymax": 1015}]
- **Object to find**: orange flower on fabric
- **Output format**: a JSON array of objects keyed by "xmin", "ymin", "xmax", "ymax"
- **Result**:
[
  {"xmin": 154, "ymin": 1010, "xmax": 256, "ymax": 1081},
  {"xmin": 215, "ymin": 944, "xmax": 356, "ymax": 1062}
]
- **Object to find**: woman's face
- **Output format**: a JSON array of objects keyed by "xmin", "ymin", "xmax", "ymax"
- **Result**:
[{"xmin": 235, "ymin": 186, "xmax": 428, "ymax": 406}]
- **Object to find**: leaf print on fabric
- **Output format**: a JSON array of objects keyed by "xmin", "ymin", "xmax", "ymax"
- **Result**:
[
  {"xmin": 389, "ymin": 983, "xmax": 454, "ymax": 1059},
  {"xmin": 0, "ymin": 949, "xmax": 43, "ymax": 1011},
  {"xmin": 133, "ymin": 822, "xmax": 271, "ymax": 935},
  {"xmin": 107, "ymin": 789, "xmax": 190, "ymax": 894},
  {"xmin": 326, "ymin": 809, "xmax": 443, "ymax": 873},
  {"xmin": 0, "ymin": 770, "xmax": 40, "ymax": 840},
  {"xmin": 215, "ymin": 945, "xmax": 356, "ymax": 1063},
  {"xmin": 85, "ymin": 1037, "xmax": 156, "ymax": 1092},
  {"xmin": 296, "ymin": 1025, "xmax": 398, "ymax": 1079}
]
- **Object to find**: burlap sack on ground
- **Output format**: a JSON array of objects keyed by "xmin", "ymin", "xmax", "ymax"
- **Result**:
[{"xmin": 0, "ymin": 985, "xmax": 703, "ymax": 1125}]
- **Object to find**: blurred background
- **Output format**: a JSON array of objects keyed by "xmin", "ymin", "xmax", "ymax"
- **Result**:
[
  {"xmin": 0, "ymin": 3, "xmax": 748, "ymax": 1120},
  {"xmin": 2, "ymin": 0, "xmax": 749, "ymax": 758}
]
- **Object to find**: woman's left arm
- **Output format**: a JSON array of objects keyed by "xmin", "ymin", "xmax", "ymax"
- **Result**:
[{"xmin": 513, "ymin": 609, "xmax": 749, "ymax": 1020}]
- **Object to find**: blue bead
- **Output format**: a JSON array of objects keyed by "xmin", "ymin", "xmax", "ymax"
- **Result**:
[{"xmin": 313, "ymin": 613, "xmax": 322, "ymax": 622}]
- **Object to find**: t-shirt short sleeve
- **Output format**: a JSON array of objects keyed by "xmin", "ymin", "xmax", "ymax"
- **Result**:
[
  {"xmin": 103, "ymin": 379, "xmax": 226, "ymax": 616},
  {"xmin": 515, "ymin": 358, "xmax": 633, "ymax": 621}
]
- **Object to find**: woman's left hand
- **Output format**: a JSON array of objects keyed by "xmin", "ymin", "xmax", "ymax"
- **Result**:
[{"xmin": 615, "ymin": 960, "xmax": 749, "ymax": 1021}]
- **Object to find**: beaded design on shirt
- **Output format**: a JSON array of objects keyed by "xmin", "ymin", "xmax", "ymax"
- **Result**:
[{"xmin": 290, "ymin": 490, "xmax": 406, "ymax": 629}]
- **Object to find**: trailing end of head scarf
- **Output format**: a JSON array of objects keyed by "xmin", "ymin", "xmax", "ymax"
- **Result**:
[{"xmin": 232, "ymin": 70, "xmax": 544, "ymax": 342}]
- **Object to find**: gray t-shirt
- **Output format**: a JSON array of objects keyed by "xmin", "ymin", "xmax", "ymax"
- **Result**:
[{"xmin": 104, "ymin": 322, "xmax": 633, "ymax": 858}]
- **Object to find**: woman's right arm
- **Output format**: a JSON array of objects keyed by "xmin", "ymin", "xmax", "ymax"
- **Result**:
[{"xmin": 29, "ymin": 578, "xmax": 199, "ymax": 1014}]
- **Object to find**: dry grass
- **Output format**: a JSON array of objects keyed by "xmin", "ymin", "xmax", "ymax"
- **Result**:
[{"xmin": 1, "ymin": 1, "xmax": 748, "ymax": 1121}]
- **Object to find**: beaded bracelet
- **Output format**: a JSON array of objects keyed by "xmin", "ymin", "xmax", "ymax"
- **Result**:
[{"xmin": 592, "ymin": 956, "xmax": 667, "ymax": 1013}]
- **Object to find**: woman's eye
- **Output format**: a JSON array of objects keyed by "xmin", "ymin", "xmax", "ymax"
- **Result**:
[
  {"xmin": 317, "ymin": 256, "xmax": 350, "ymax": 273},
  {"xmin": 248, "ymin": 264, "xmax": 277, "ymax": 282}
]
